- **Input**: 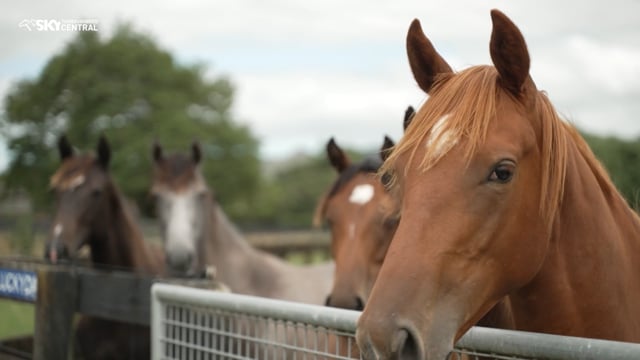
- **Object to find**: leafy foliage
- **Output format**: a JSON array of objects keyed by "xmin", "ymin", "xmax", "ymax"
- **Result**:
[
  {"xmin": 246, "ymin": 147, "xmax": 369, "ymax": 229},
  {"xmin": 583, "ymin": 132, "xmax": 640, "ymax": 208},
  {"xmin": 1, "ymin": 24, "xmax": 260, "ymax": 218}
]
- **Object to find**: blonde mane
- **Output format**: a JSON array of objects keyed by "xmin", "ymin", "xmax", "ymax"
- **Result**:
[{"xmin": 380, "ymin": 65, "xmax": 613, "ymax": 228}]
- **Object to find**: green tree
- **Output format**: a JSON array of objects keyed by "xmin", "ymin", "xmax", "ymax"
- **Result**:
[
  {"xmin": 1, "ymin": 24, "xmax": 260, "ymax": 219},
  {"xmin": 248, "ymin": 147, "xmax": 369, "ymax": 229},
  {"xmin": 583, "ymin": 132, "xmax": 640, "ymax": 208}
]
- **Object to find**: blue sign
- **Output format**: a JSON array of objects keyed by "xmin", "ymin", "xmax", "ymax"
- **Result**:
[{"xmin": 0, "ymin": 268, "xmax": 37, "ymax": 302}]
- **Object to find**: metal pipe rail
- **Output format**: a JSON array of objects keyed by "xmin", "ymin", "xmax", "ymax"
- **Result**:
[{"xmin": 152, "ymin": 283, "xmax": 640, "ymax": 360}]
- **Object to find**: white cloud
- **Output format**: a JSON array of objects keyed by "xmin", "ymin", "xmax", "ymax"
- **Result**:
[
  {"xmin": 567, "ymin": 35, "xmax": 640, "ymax": 94},
  {"xmin": 232, "ymin": 68, "xmax": 423, "ymax": 158},
  {"xmin": 0, "ymin": 0, "xmax": 639, "ymax": 171}
]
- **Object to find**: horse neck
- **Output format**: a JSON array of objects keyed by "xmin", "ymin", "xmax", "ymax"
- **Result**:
[
  {"xmin": 202, "ymin": 201, "xmax": 280, "ymax": 295},
  {"xmin": 89, "ymin": 185, "xmax": 153, "ymax": 273},
  {"xmin": 510, "ymin": 132, "xmax": 640, "ymax": 340}
]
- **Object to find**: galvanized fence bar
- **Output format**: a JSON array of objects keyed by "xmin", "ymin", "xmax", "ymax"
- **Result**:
[
  {"xmin": 151, "ymin": 283, "xmax": 640, "ymax": 360},
  {"xmin": 457, "ymin": 326, "xmax": 640, "ymax": 360}
]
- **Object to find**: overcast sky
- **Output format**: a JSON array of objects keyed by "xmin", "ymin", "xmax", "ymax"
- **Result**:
[{"xmin": 1, "ymin": 0, "xmax": 639, "ymax": 170}]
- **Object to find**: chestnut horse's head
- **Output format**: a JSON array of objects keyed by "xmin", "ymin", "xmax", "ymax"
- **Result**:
[
  {"xmin": 45, "ymin": 135, "xmax": 114, "ymax": 263},
  {"xmin": 314, "ymin": 135, "xmax": 400, "ymax": 311},
  {"xmin": 357, "ymin": 10, "xmax": 566, "ymax": 359},
  {"xmin": 151, "ymin": 141, "xmax": 209, "ymax": 276}
]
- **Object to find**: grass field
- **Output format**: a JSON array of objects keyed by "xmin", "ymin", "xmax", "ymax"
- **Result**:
[{"xmin": 0, "ymin": 299, "xmax": 34, "ymax": 339}]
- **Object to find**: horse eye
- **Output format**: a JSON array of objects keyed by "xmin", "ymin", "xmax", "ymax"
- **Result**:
[
  {"xmin": 488, "ymin": 162, "xmax": 515, "ymax": 183},
  {"xmin": 91, "ymin": 189, "xmax": 102, "ymax": 197}
]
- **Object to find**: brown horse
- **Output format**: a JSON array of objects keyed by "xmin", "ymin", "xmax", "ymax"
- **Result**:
[
  {"xmin": 151, "ymin": 141, "xmax": 334, "ymax": 303},
  {"xmin": 356, "ymin": 9, "xmax": 640, "ymax": 360},
  {"xmin": 318, "ymin": 113, "xmax": 513, "ymax": 359},
  {"xmin": 315, "ymin": 106, "xmax": 423, "ymax": 312},
  {"xmin": 314, "ymin": 136, "xmax": 398, "ymax": 311},
  {"xmin": 45, "ymin": 135, "xmax": 164, "ymax": 359}
]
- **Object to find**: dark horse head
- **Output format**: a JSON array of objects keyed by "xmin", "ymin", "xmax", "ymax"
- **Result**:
[{"xmin": 45, "ymin": 135, "xmax": 116, "ymax": 264}]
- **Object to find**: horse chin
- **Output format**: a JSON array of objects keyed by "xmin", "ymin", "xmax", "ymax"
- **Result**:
[{"xmin": 167, "ymin": 263, "xmax": 199, "ymax": 279}]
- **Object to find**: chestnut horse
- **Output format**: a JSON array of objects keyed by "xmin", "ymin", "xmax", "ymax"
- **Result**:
[
  {"xmin": 318, "ymin": 113, "xmax": 512, "ymax": 359},
  {"xmin": 356, "ymin": 9, "xmax": 640, "ymax": 360},
  {"xmin": 45, "ymin": 135, "xmax": 164, "ymax": 359},
  {"xmin": 314, "ymin": 136, "xmax": 396, "ymax": 311},
  {"xmin": 151, "ymin": 141, "xmax": 334, "ymax": 304},
  {"xmin": 314, "ymin": 134, "xmax": 401, "ymax": 311}
]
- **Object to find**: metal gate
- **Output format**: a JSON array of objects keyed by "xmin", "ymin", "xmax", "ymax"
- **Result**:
[{"xmin": 151, "ymin": 283, "xmax": 640, "ymax": 360}]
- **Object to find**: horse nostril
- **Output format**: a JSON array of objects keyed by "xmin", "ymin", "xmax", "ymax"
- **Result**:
[
  {"xmin": 355, "ymin": 296, "xmax": 365, "ymax": 311},
  {"xmin": 325, "ymin": 295, "xmax": 332, "ymax": 306}
]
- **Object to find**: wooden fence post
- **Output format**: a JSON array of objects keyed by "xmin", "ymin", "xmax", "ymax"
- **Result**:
[{"xmin": 33, "ymin": 267, "xmax": 77, "ymax": 360}]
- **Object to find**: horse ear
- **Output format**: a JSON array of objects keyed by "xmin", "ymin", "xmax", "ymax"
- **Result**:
[
  {"xmin": 407, "ymin": 19, "xmax": 453, "ymax": 94},
  {"xmin": 152, "ymin": 141, "xmax": 163, "ymax": 163},
  {"xmin": 489, "ymin": 9, "xmax": 530, "ymax": 95},
  {"xmin": 58, "ymin": 134, "xmax": 73, "ymax": 161},
  {"xmin": 191, "ymin": 141, "xmax": 202, "ymax": 165},
  {"xmin": 327, "ymin": 137, "xmax": 350, "ymax": 173},
  {"xmin": 403, "ymin": 106, "xmax": 416, "ymax": 131},
  {"xmin": 380, "ymin": 136, "xmax": 395, "ymax": 162},
  {"xmin": 96, "ymin": 135, "xmax": 111, "ymax": 169}
]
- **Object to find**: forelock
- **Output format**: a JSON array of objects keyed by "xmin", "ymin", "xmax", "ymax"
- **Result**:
[{"xmin": 50, "ymin": 156, "xmax": 96, "ymax": 190}]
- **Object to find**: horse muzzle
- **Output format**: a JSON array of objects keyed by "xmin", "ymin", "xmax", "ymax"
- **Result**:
[
  {"xmin": 325, "ymin": 293, "xmax": 365, "ymax": 311},
  {"xmin": 356, "ymin": 322, "xmax": 427, "ymax": 360},
  {"xmin": 44, "ymin": 240, "xmax": 70, "ymax": 264},
  {"xmin": 165, "ymin": 249, "xmax": 195, "ymax": 275}
]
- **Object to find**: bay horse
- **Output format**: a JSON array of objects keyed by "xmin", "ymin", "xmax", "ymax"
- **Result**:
[
  {"xmin": 151, "ymin": 141, "xmax": 334, "ymax": 303},
  {"xmin": 314, "ymin": 132, "xmax": 405, "ymax": 310},
  {"xmin": 45, "ymin": 135, "xmax": 164, "ymax": 360},
  {"xmin": 356, "ymin": 9, "xmax": 640, "ymax": 360}
]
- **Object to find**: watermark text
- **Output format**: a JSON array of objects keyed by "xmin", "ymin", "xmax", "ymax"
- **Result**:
[{"xmin": 19, "ymin": 19, "xmax": 99, "ymax": 32}]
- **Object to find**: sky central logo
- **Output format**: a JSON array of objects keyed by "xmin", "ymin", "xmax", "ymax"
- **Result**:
[
  {"xmin": 18, "ymin": 19, "xmax": 36, "ymax": 31},
  {"xmin": 19, "ymin": 19, "xmax": 98, "ymax": 32}
]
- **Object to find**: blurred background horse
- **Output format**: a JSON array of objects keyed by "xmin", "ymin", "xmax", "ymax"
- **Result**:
[
  {"xmin": 45, "ymin": 135, "xmax": 163, "ymax": 359},
  {"xmin": 151, "ymin": 141, "xmax": 334, "ymax": 303}
]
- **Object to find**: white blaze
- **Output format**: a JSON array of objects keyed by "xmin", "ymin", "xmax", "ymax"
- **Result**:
[
  {"xmin": 349, "ymin": 184, "xmax": 375, "ymax": 205},
  {"xmin": 53, "ymin": 224, "xmax": 63, "ymax": 238},
  {"xmin": 69, "ymin": 175, "xmax": 85, "ymax": 190},
  {"xmin": 165, "ymin": 193, "xmax": 196, "ymax": 255},
  {"xmin": 348, "ymin": 223, "xmax": 356, "ymax": 239},
  {"xmin": 426, "ymin": 114, "xmax": 458, "ymax": 157}
]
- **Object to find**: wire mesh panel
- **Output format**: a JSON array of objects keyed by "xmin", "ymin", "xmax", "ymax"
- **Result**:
[
  {"xmin": 152, "ymin": 284, "xmax": 361, "ymax": 360},
  {"xmin": 152, "ymin": 283, "xmax": 640, "ymax": 360}
]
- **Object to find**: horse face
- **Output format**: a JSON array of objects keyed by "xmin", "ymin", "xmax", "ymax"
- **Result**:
[
  {"xmin": 46, "ymin": 136, "xmax": 112, "ymax": 263},
  {"xmin": 151, "ymin": 142, "xmax": 207, "ymax": 276},
  {"xmin": 357, "ymin": 11, "xmax": 552, "ymax": 360},
  {"xmin": 154, "ymin": 185, "xmax": 208, "ymax": 275},
  {"xmin": 323, "ymin": 172, "xmax": 397, "ymax": 311},
  {"xmin": 316, "ymin": 137, "xmax": 399, "ymax": 311}
]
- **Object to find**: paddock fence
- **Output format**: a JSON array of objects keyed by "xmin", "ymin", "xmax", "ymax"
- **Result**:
[
  {"xmin": 151, "ymin": 283, "xmax": 640, "ymax": 360},
  {"xmin": 0, "ymin": 257, "xmax": 223, "ymax": 360}
]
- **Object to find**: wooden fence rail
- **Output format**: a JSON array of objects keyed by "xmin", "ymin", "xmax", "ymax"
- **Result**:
[{"xmin": 0, "ymin": 257, "xmax": 220, "ymax": 360}]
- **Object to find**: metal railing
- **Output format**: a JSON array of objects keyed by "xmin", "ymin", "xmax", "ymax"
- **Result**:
[{"xmin": 151, "ymin": 283, "xmax": 640, "ymax": 360}]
